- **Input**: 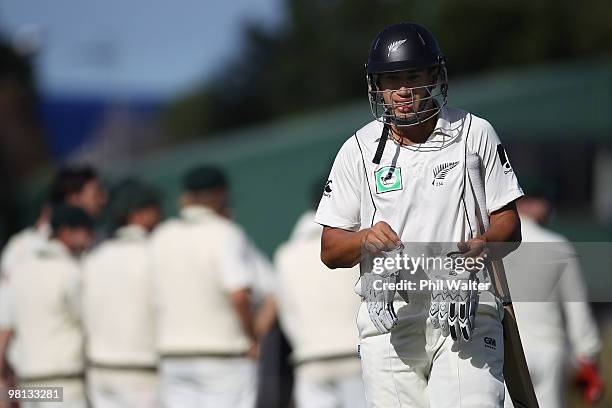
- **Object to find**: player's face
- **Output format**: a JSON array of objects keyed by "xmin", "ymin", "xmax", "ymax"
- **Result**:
[
  {"xmin": 75, "ymin": 179, "xmax": 108, "ymax": 217},
  {"xmin": 377, "ymin": 68, "xmax": 436, "ymax": 122},
  {"xmin": 131, "ymin": 205, "xmax": 162, "ymax": 232},
  {"xmin": 61, "ymin": 227, "xmax": 94, "ymax": 256}
]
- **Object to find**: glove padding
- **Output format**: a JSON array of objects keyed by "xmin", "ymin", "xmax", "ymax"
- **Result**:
[
  {"xmin": 429, "ymin": 257, "xmax": 479, "ymax": 342},
  {"xmin": 361, "ymin": 245, "xmax": 407, "ymax": 334},
  {"xmin": 363, "ymin": 272, "xmax": 399, "ymax": 334}
]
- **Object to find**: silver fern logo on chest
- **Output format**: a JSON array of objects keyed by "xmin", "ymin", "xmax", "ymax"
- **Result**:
[{"xmin": 432, "ymin": 161, "xmax": 459, "ymax": 186}]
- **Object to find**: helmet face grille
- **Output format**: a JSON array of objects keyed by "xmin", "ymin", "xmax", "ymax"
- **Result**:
[{"xmin": 366, "ymin": 65, "xmax": 448, "ymax": 128}]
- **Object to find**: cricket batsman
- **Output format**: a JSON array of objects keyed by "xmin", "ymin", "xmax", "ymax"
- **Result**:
[{"xmin": 316, "ymin": 22, "xmax": 524, "ymax": 407}]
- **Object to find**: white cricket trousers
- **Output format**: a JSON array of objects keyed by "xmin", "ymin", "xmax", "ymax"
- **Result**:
[
  {"xmin": 357, "ymin": 296, "xmax": 505, "ymax": 408},
  {"xmin": 504, "ymin": 344, "xmax": 565, "ymax": 408},
  {"xmin": 87, "ymin": 368, "xmax": 159, "ymax": 408},
  {"xmin": 159, "ymin": 356, "xmax": 255, "ymax": 408},
  {"xmin": 294, "ymin": 359, "xmax": 366, "ymax": 408},
  {"xmin": 296, "ymin": 373, "xmax": 366, "ymax": 408}
]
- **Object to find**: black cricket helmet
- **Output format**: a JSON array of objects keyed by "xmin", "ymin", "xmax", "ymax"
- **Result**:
[{"xmin": 366, "ymin": 22, "xmax": 448, "ymax": 127}]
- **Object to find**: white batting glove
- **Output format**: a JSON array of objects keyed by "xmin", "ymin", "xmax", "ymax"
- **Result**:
[
  {"xmin": 429, "ymin": 253, "xmax": 480, "ymax": 342},
  {"xmin": 362, "ymin": 245, "xmax": 405, "ymax": 334},
  {"xmin": 363, "ymin": 272, "xmax": 399, "ymax": 334}
]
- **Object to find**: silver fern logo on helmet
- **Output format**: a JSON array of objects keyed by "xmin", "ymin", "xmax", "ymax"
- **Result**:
[{"xmin": 387, "ymin": 39, "xmax": 407, "ymax": 57}]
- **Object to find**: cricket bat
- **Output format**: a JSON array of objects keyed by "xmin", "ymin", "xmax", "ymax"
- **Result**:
[{"xmin": 466, "ymin": 151, "xmax": 539, "ymax": 408}]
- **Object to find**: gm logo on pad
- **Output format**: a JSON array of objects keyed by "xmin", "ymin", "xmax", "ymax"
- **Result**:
[{"xmin": 484, "ymin": 336, "xmax": 497, "ymax": 350}]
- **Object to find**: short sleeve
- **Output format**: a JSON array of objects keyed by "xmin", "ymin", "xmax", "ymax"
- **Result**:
[
  {"xmin": 218, "ymin": 226, "xmax": 255, "ymax": 292},
  {"xmin": 314, "ymin": 137, "xmax": 362, "ymax": 230},
  {"xmin": 469, "ymin": 118, "xmax": 523, "ymax": 214},
  {"xmin": 0, "ymin": 233, "xmax": 31, "ymax": 329},
  {"xmin": 0, "ymin": 234, "xmax": 24, "ymax": 280}
]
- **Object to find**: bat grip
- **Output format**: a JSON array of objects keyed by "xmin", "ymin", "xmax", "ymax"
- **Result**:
[{"xmin": 466, "ymin": 152, "xmax": 489, "ymax": 232}]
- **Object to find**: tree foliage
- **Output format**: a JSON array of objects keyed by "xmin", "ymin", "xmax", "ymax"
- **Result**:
[
  {"xmin": 0, "ymin": 39, "xmax": 47, "ymax": 241},
  {"xmin": 163, "ymin": 0, "xmax": 612, "ymax": 139}
]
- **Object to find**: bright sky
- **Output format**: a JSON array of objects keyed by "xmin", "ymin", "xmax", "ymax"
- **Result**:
[{"xmin": 0, "ymin": 0, "xmax": 281, "ymax": 99}]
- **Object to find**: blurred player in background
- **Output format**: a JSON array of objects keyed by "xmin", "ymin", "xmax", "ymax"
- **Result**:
[
  {"xmin": 82, "ymin": 180, "xmax": 162, "ymax": 408},
  {"xmin": 150, "ymin": 165, "xmax": 257, "ymax": 408},
  {"xmin": 0, "ymin": 204, "xmax": 95, "ymax": 408},
  {"xmin": 0, "ymin": 166, "xmax": 106, "ymax": 307},
  {"xmin": 0, "ymin": 165, "xmax": 107, "ymax": 394},
  {"xmin": 276, "ymin": 179, "xmax": 365, "ymax": 408},
  {"xmin": 50, "ymin": 166, "xmax": 107, "ymax": 220},
  {"xmin": 504, "ymin": 179, "xmax": 604, "ymax": 407},
  {"xmin": 0, "ymin": 165, "xmax": 106, "ymax": 297}
]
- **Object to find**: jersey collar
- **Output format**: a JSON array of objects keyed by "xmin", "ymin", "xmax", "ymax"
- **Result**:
[
  {"xmin": 378, "ymin": 106, "xmax": 462, "ymax": 151},
  {"xmin": 180, "ymin": 205, "xmax": 218, "ymax": 223},
  {"xmin": 41, "ymin": 239, "xmax": 73, "ymax": 259},
  {"xmin": 430, "ymin": 106, "xmax": 463, "ymax": 143},
  {"xmin": 115, "ymin": 224, "xmax": 148, "ymax": 241}
]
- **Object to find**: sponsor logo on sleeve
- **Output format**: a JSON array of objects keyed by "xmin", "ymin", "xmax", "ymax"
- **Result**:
[
  {"xmin": 375, "ymin": 166, "xmax": 403, "ymax": 194},
  {"xmin": 323, "ymin": 179, "xmax": 333, "ymax": 197},
  {"xmin": 497, "ymin": 144, "xmax": 513, "ymax": 174}
]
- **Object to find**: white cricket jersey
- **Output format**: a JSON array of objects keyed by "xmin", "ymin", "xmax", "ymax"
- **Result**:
[
  {"xmin": 0, "ymin": 224, "xmax": 51, "ymax": 328},
  {"xmin": 1, "ymin": 224, "xmax": 51, "ymax": 279},
  {"xmin": 150, "ymin": 205, "xmax": 255, "ymax": 355},
  {"xmin": 82, "ymin": 225, "xmax": 157, "ymax": 368},
  {"xmin": 315, "ymin": 106, "xmax": 523, "ymax": 243},
  {"xmin": 275, "ymin": 211, "xmax": 361, "ymax": 369},
  {"xmin": 6, "ymin": 239, "xmax": 84, "ymax": 380}
]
